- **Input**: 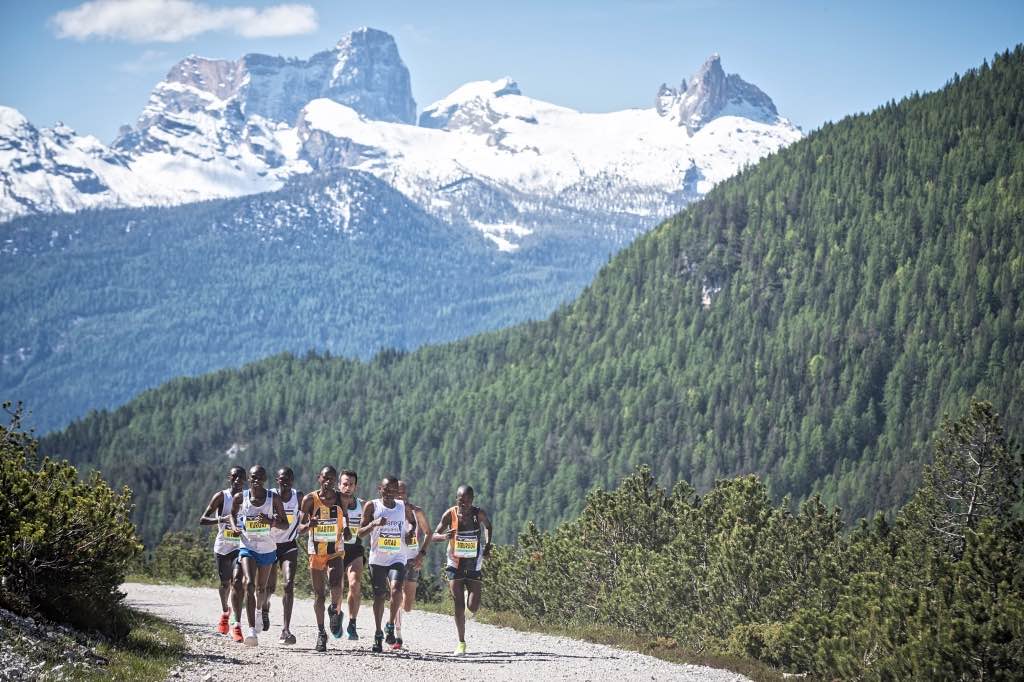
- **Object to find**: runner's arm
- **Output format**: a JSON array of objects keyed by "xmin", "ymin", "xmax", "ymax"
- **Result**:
[
  {"xmin": 480, "ymin": 509, "xmax": 494, "ymax": 557},
  {"xmin": 356, "ymin": 500, "xmax": 380, "ymax": 538},
  {"xmin": 416, "ymin": 508, "xmax": 433, "ymax": 556},
  {"xmin": 228, "ymin": 492, "xmax": 243, "ymax": 532},
  {"xmin": 198, "ymin": 491, "xmax": 224, "ymax": 525},
  {"xmin": 404, "ymin": 504, "xmax": 418, "ymax": 543},
  {"xmin": 432, "ymin": 511, "xmax": 452, "ymax": 543},
  {"xmin": 297, "ymin": 493, "xmax": 316, "ymax": 534}
]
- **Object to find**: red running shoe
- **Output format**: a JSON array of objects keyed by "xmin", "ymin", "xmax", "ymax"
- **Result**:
[
  {"xmin": 231, "ymin": 624, "xmax": 244, "ymax": 642},
  {"xmin": 216, "ymin": 611, "xmax": 230, "ymax": 635}
]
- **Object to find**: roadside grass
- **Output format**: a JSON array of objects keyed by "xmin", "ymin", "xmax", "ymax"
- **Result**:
[
  {"xmin": 416, "ymin": 600, "xmax": 790, "ymax": 682},
  {"xmin": 76, "ymin": 610, "xmax": 186, "ymax": 681}
]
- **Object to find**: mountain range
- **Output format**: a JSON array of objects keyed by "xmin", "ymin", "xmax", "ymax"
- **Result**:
[{"xmin": 2, "ymin": 28, "xmax": 800, "ymax": 432}]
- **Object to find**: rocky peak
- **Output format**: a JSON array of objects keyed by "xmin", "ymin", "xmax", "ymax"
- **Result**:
[
  {"xmin": 326, "ymin": 27, "xmax": 417, "ymax": 124},
  {"xmin": 657, "ymin": 54, "xmax": 779, "ymax": 133}
]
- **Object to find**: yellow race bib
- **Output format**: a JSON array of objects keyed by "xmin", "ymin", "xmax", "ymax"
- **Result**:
[
  {"xmin": 314, "ymin": 522, "xmax": 338, "ymax": 543},
  {"xmin": 244, "ymin": 519, "xmax": 271, "ymax": 536},
  {"xmin": 454, "ymin": 535, "xmax": 478, "ymax": 559}
]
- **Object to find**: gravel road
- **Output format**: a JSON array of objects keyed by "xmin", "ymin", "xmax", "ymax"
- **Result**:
[{"xmin": 123, "ymin": 582, "xmax": 751, "ymax": 681}]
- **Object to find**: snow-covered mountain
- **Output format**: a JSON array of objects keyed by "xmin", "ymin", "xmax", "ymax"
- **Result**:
[{"xmin": 0, "ymin": 28, "xmax": 801, "ymax": 249}]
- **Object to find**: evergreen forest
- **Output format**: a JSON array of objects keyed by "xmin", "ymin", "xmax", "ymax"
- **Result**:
[
  {"xmin": 1, "ymin": 169, "xmax": 604, "ymax": 432},
  {"xmin": 40, "ymin": 47, "xmax": 1024, "ymax": 549}
]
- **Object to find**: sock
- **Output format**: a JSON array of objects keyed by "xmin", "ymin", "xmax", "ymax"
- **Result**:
[{"xmin": 349, "ymin": 618, "xmax": 356, "ymax": 625}]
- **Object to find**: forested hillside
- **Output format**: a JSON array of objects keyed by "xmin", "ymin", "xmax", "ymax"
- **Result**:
[
  {"xmin": 42, "ymin": 48, "xmax": 1024, "ymax": 547},
  {"xmin": 1, "ymin": 170, "xmax": 602, "ymax": 432}
]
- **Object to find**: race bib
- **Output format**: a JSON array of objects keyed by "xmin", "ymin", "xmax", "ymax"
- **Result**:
[
  {"xmin": 244, "ymin": 519, "xmax": 271, "ymax": 536},
  {"xmin": 223, "ymin": 529, "xmax": 241, "ymax": 544},
  {"xmin": 345, "ymin": 511, "xmax": 362, "ymax": 544},
  {"xmin": 407, "ymin": 534, "xmax": 419, "ymax": 550},
  {"xmin": 377, "ymin": 530, "xmax": 402, "ymax": 554},
  {"xmin": 286, "ymin": 513, "xmax": 295, "ymax": 525},
  {"xmin": 314, "ymin": 522, "xmax": 338, "ymax": 544},
  {"xmin": 454, "ymin": 534, "xmax": 478, "ymax": 559}
]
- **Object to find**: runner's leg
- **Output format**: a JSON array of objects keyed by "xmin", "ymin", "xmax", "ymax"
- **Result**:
[
  {"xmin": 280, "ymin": 554, "xmax": 296, "ymax": 634},
  {"xmin": 240, "ymin": 556, "xmax": 258, "ymax": 630},
  {"xmin": 450, "ymin": 577, "xmax": 467, "ymax": 643}
]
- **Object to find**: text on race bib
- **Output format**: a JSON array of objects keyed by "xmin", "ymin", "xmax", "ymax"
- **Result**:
[
  {"xmin": 244, "ymin": 519, "xmax": 271, "ymax": 536},
  {"xmin": 454, "ymin": 535, "xmax": 479, "ymax": 558},
  {"xmin": 377, "ymin": 530, "xmax": 402, "ymax": 553},
  {"xmin": 313, "ymin": 523, "xmax": 338, "ymax": 543},
  {"xmin": 223, "ymin": 529, "xmax": 241, "ymax": 542}
]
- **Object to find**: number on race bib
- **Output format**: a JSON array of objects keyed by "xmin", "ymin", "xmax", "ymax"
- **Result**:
[{"xmin": 223, "ymin": 529, "xmax": 241, "ymax": 543}]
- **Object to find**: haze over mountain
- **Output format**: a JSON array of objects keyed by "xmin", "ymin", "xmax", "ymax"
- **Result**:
[
  {"xmin": 1, "ymin": 28, "xmax": 800, "ymax": 432},
  {"xmin": 41, "ymin": 48, "xmax": 1024, "ymax": 548}
]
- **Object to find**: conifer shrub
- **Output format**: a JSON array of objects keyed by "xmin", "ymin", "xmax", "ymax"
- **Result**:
[
  {"xmin": 0, "ymin": 403, "xmax": 141, "ymax": 638},
  {"xmin": 486, "ymin": 401, "xmax": 1023, "ymax": 679}
]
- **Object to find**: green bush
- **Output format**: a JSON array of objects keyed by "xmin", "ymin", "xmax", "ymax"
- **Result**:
[
  {"xmin": 0, "ymin": 403, "xmax": 141, "ymax": 638},
  {"xmin": 486, "ymin": 401, "xmax": 1024, "ymax": 679}
]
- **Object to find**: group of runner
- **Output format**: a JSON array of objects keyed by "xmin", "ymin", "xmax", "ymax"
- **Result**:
[{"xmin": 199, "ymin": 464, "xmax": 492, "ymax": 655}]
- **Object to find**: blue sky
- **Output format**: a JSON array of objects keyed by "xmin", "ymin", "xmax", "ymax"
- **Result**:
[{"xmin": 1, "ymin": 1, "xmax": 1021, "ymax": 142}]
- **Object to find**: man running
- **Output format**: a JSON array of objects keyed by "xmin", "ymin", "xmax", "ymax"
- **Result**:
[
  {"xmin": 392, "ymin": 479, "xmax": 432, "ymax": 650},
  {"xmin": 299, "ymin": 465, "xmax": 348, "ymax": 652},
  {"xmin": 357, "ymin": 474, "xmax": 419, "ymax": 654},
  {"xmin": 229, "ymin": 465, "xmax": 290, "ymax": 647},
  {"xmin": 198, "ymin": 465, "xmax": 246, "ymax": 642},
  {"xmin": 338, "ymin": 469, "xmax": 365, "ymax": 640},
  {"xmin": 263, "ymin": 467, "xmax": 301, "ymax": 644},
  {"xmin": 433, "ymin": 484, "xmax": 493, "ymax": 655}
]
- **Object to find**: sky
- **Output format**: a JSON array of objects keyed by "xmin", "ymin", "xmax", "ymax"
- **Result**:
[{"xmin": 0, "ymin": 1, "xmax": 1022, "ymax": 143}]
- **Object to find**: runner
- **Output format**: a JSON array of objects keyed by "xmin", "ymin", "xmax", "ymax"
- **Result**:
[
  {"xmin": 338, "ymin": 469, "xmax": 365, "ymax": 640},
  {"xmin": 198, "ymin": 466, "xmax": 246, "ymax": 642},
  {"xmin": 229, "ymin": 465, "xmax": 290, "ymax": 647},
  {"xmin": 357, "ymin": 474, "xmax": 419, "ymax": 654},
  {"xmin": 263, "ymin": 466, "xmax": 302, "ymax": 644},
  {"xmin": 299, "ymin": 465, "xmax": 348, "ymax": 653},
  {"xmin": 433, "ymin": 484, "xmax": 493, "ymax": 655},
  {"xmin": 392, "ymin": 479, "xmax": 432, "ymax": 650}
]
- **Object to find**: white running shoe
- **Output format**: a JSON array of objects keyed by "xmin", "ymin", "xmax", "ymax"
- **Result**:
[{"xmin": 244, "ymin": 627, "xmax": 258, "ymax": 647}]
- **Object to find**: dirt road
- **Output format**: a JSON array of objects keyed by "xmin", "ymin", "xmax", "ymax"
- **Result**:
[{"xmin": 123, "ymin": 583, "xmax": 750, "ymax": 681}]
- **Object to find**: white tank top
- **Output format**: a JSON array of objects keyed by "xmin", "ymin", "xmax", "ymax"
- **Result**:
[
  {"xmin": 368, "ymin": 499, "xmax": 408, "ymax": 566},
  {"xmin": 344, "ymin": 497, "xmax": 364, "ymax": 545},
  {"xmin": 272, "ymin": 488, "xmax": 301, "ymax": 543},
  {"xmin": 213, "ymin": 488, "xmax": 240, "ymax": 555},
  {"xmin": 239, "ymin": 489, "xmax": 277, "ymax": 554}
]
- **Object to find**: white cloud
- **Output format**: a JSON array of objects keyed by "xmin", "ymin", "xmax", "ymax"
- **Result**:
[{"xmin": 51, "ymin": 0, "xmax": 318, "ymax": 43}]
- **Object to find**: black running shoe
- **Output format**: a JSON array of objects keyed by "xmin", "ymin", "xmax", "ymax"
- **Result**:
[
  {"xmin": 279, "ymin": 630, "xmax": 296, "ymax": 646},
  {"xmin": 315, "ymin": 630, "xmax": 328, "ymax": 652},
  {"xmin": 346, "ymin": 620, "xmax": 358, "ymax": 640},
  {"xmin": 261, "ymin": 609, "xmax": 270, "ymax": 632},
  {"xmin": 384, "ymin": 622, "xmax": 396, "ymax": 645},
  {"xmin": 372, "ymin": 630, "xmax": 384, "ymax": 653},
  {"xmin": 328, "ymin": 604, "xmax": 343, "ymax": 639}
]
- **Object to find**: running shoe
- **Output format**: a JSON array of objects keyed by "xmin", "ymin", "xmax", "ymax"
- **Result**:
[
  {"xmin": 392, "ymin": 637, "xmax": 403, "ymax": 651},
  {"xmin": 328, "ymin": 603, "xmax": 344, "ymax": 639},
  {"xmin": 216, "ymin": 611, "xmax": 230, "ymax": 635},
  {"xmin": 346, "ymin": 620, "xmax": 359, "ymax": 640},
  {"xmin": 230, "ymin": 624, "xmax": 244, "ymax": 643},
  {"xmin": 261, "ymin": 608, "xmax": 270, "ymax": 632},
  {"xmin": 454, "ymin": 641, "xmax": 467, "ymax": 656},
  {"xmin": 372, "ymin": 630, "xmax": 384, "ymax": 653},
  {"xmin": 315, "ymin": 630, "xmax": 328, "ymax": 652},
  {"xmin": 243, "ymin": 627, "xmax": 258, "ymax": 647},
  {"xmin": 279, "ymin": 630, "xmax": 296, "ymax": 646},
  {"xmin": 384, "ymin": 622, "xmax": 396, "ymax": 645}
]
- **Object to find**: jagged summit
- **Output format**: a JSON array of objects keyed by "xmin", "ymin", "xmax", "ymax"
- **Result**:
[{"xmin": 656, "ymin": 54, "xmax": 779, "ymax": 134}]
